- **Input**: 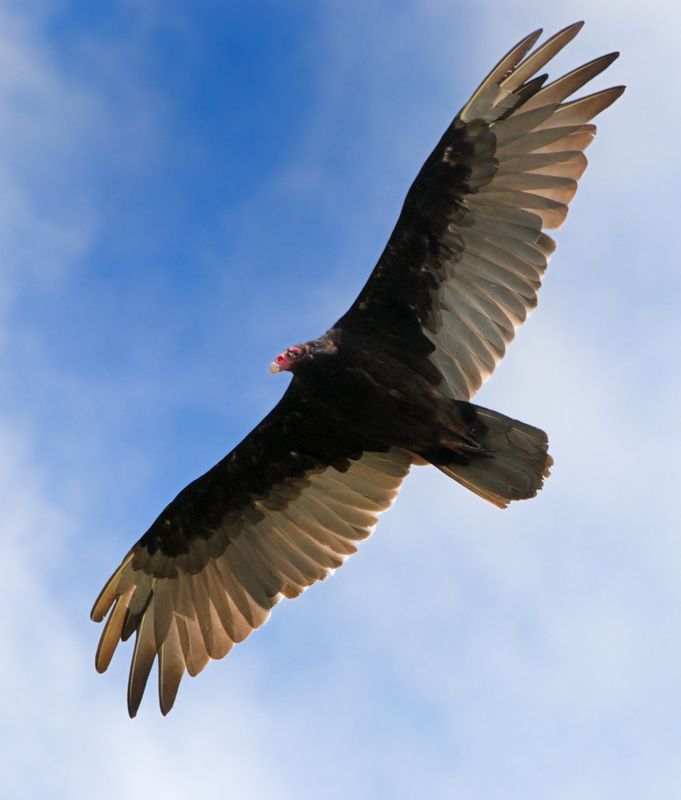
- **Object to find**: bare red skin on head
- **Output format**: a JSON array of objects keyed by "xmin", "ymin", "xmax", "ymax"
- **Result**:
[{"xmin": 270, "ymin": 345, "xmax": 307, "ymax": 374}]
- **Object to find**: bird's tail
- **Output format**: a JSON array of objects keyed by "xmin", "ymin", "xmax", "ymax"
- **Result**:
[{"xmin": 434, "ymin": 406, "xmax": 553, "ymax": 508}]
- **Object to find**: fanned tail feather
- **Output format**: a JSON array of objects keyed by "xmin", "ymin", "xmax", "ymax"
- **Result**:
[{"xmin": 437, "ymin": 407, "xmax": 553, "ymax": 508}]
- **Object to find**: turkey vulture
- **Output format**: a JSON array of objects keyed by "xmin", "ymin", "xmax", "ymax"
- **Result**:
[{"xmin": 92, "ymin": 22, "xmax": 624, "ymax": 716}]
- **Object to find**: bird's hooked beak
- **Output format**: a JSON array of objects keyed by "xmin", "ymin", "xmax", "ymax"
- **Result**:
[
  {"xmin": 270, "ymin": 344, "xmax": 309, "ymax": 375},
  {"xmin": 270, "ymin": 351, "xmax": 289, "ymax": 374}
]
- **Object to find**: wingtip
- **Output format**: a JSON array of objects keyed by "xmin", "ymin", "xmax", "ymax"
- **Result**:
[
  {"xmin": 598, "ymin": 52, "xmax": 621, "ymax": 70},
  {"xmin": 526, "ymin": 28, "xmax": 544, "ymax": 49},
  {"xmin": 91, "ymin": 587, "xmax": 112, "ymax": 623},
  {"xmin": 608, "ymin": 85, "xmax": 627, "ymax": 102},
  {"xmin": 559, "ymin": 20, "xmax": 585, "ymax": 37},
  {"xmin": 160, "ymin": 702, "xmax": 174, "ymax": 717},
  {"xmin": 544, "ymin": 20, "xmax": 584, "ymax": 46},
  {"xmin": 128, "ymin": 685, "xmax": 143, "ymax": 719},
  {"xmin": 91, "ymin": 553, "xmax": 134, "ymax": 622},
  {"xmin": 542, "ymin": 21, "xmax": 584, "ymax": 52},
  {"xmin": 94, "ymin": 642, "xmax": 110, "ymax": 674},
  {"xmin": 127, "ymin": 683, "xmax": 139, "ymax": 718}
]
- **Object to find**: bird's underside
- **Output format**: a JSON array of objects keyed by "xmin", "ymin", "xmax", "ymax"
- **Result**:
[{"xmin": 92, "ymin": 22, "xmax": 624, "ymax": 716}]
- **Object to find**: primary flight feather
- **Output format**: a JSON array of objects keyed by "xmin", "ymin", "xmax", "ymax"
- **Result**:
[{"xmin": 92, "ymin": 22, "xmax": 624, "ymax": 716}]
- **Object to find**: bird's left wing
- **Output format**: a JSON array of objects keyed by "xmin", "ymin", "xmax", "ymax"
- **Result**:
[
  {"xmin": 92, "ymin": 384, "xmax": 412, "ymax": 716},
  {"xmin": 337, "ymin": 23, "xmax": 624, "ymax": 400}
]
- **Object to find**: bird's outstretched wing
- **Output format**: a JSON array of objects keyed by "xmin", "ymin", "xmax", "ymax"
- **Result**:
[
  {"xmin": 92, "ymin": 382, "xmax": 413, "ymax": 716},
  {"xmin": 337, "ymin": 22, "xmax": 624, "ymax": 400}
]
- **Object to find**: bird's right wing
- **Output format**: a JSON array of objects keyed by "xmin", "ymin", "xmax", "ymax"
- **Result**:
[
  {"xmin": 337, "ymin": 22, "xmax": 624, "ymax": 400},
  {"xmin": 91, "ymin": 383, "xmax": 412, "ymax": 717}
]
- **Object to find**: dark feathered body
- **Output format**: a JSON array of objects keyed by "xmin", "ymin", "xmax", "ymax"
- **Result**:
[{"xmin": 291, "ymin": 330, "xmax": 487, "ymax": 455}]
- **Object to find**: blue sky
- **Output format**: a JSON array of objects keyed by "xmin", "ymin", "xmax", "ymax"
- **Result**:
[{"xmin": 0, "ymin": 1, "xmax": 679, "ymax": 798}]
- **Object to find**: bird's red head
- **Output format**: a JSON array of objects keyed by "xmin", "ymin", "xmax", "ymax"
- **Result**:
[{"xmin": 269, "ymin": 344, "xmax": 310, "ymax": 374}]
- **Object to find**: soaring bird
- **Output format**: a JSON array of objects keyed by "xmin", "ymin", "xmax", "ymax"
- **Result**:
[{"xmin": 92, "ymin": 22, "xmax": 624, "ymax": 716}]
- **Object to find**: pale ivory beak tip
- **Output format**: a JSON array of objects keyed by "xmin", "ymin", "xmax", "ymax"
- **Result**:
[{"xmin": 269, "ymin": 361, "xmax": 281, "ymax": 375}]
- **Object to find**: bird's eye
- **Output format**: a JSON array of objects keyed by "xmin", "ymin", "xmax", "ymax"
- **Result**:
[{"xmin": 287, "ymin": 347, "xmax": 304, "ymax": 359}]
